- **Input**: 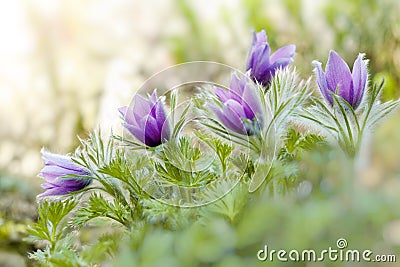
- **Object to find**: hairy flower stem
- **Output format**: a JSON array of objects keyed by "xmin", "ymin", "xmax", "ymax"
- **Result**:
[
  {"xmin": 340, "ymin": 153, "xmax": 360, "ymax": 210},
  {"xmin": 178, "ymin": 187, "xmax": 192, "ymax": 205},
  {"xmin": 344, "ymin": 156, "xmax": 355, "ymax": 208}
]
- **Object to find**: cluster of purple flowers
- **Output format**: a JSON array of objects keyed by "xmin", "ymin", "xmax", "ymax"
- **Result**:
[
  {"xmin": 210, "ymin": 30, "xmax": 367, "ymax": 137},
  {"xmin": 117, "ymin": 30, "xmax": 367, "ymax": 142},
  {"xmin": 211, "ymin": 30, "xmax": 296, "ymax": 136},
  {"xmin": 37, "ymin": 30, "xmax": 368, "ymax": 197}
]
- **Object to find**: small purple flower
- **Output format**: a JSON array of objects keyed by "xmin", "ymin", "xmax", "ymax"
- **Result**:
[
  {"xmin": 246, "ymin": 30, "xmax": 296, "ymax": 86},
  {"xmin": 38, "ymin": 149, "xmax": 92, "ymax": 197},
  {"xmin": 211, "ymin": 73, "xmax": 263, "ymax": 135},
  {"xmin": 119, "ymin": 90, "xmax": 171, "ymax": 147},
  {"xmin": 313, "ymin": 50, "xmax": 368, "ymax": 110}
]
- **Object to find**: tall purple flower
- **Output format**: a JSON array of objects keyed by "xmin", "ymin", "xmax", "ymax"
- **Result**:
[
  {"xmin": 119, "ymin": 90, "xmax": 171, "ymax": 147},
  {"xmin": 313, "ymin": 50, "xmax": 368, "ymax": 110},
  {"xmin": 211, "ymin": 73, "xmax": 263, "ymax": 135},
  {"xmin": 38, "ymin": 149, "xmax": 92, "ymax": 197},
  {"xmin": 246, "ymin": 30, "xmax": 296, "ymax": 86}
]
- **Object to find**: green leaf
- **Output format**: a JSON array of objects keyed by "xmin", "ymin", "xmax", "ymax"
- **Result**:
[
  {"xmin": 194, "ymin": 131, "xmax": 233, "ymax": 171},
  {"xmin": 155, "ymin": 136, "xmax": 218, "ymax": 188},
  {"xmin": 140, "ymin": 198, "xmax": 192, "ymax": 230},
  {"xmin": 81, "ymin": 232, "xmax": 125, "ymax": 263},
  {"xmin": 27, "ymin": 199, "xmax": 78, "ymax": 245},
  {"xmin": 248, "ymin": 159, "xmax": 274, "ymax": 193},
  {"xmin": 73, "ymin": 128, "xmax": 115, "ymax": 172},
  {"xmin": 72, "ymin": 193, "xmax": 131, "ymax": 227},
  {"xmin": 98, "ymin": 150, "xmax": 150, "ymax": 202},
  {"xmin": 200, "ymin": 179, "xmax": 248, "ymax": 223}
]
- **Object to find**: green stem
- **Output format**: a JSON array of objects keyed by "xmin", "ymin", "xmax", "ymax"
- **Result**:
[{"xmin": 340, "ymin": 153, "xmax": 356, "ymax": 209}]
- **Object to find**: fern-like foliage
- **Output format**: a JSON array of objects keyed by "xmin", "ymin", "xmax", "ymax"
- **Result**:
[
  {"xmin": 74, "ymin": 128, "xmax": 114, "ymax": 172},
  {"xmin": 199, "ymin": 179, "xmax": 248, "ymax": 223},
  {"xmin": 27, "ymin": 199, "xmax": 77, "ymax": 246},
  {"xmin": 98, "ymin": 150, "xmax": 151, "ymax": 204},
  {"xmin": 72, "ymin": 193, "xmax": 132, "ymax": 228},
  {"xmin": 141, "ymin": 198, "xmax": 193, "ymax": 230},
  {"xmin": 154, "ymin": 136, "xmax": 218, "ymax": 188},
  {"xmin": 27, "ymin": 200, "xmax": 89, "ymax": 266},
  {"xmin": 279, "ymin": 127, "xmax": 326, "ymax": 161}
]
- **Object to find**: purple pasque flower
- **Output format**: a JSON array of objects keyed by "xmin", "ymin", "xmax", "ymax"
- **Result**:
[
  {"xmin": 246, "ymin": 30, "xmax": 296, "ymax": 86},
  {"xmin": 119, "ymin": 90, "xmax": 171, "ymax": 147},
  {"xmin": 38, "ymin": 149, "xmax": 92, "ymax": 197},
  {"xmin": 211, "ymin": 73, "xmax": 263, "ymax": 135},
  {"xmin": 313, "ymin": 50, "xmax": 368, "ymax": 110}
]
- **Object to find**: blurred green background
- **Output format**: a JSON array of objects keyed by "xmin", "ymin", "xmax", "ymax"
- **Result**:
[{"xmin": 1, "ymin": 0, "xmax": 400, "ymax": 266}]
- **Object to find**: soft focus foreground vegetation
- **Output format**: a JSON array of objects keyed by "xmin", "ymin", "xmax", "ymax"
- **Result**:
[
  {"xmin": 1, "ymin": 0, "xmax": 400, "ymax": 266},
  {"xmin": 26, "ymin": 128, "xmax": 400, "ymax": 266}
]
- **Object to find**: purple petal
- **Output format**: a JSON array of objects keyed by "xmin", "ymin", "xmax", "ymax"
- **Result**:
[
  {"xmin": 312, "ymin": 60, "xmax": 333, "ymax": 105},
  {"xmin": 160, "ymin": 120, "xmax": 171, "ymax": 143},
  {"xmin": 38, "ymin": 186, "xmax": 70, "ymax": 197},
  {"xmin": 118, "ymin": 106, "xmax": 128, "ymax": 117},
  {"xmin": 246, "ymin": 31, "xmax": 271, "ymax": 77},
  {"xmin": 153, "ymin": 100, "xmax": 171, "ymax": 143},
  {"xmin": 41, "ymin": 149, "xmax": 81, "ymax": 171},
  {"xmin": 254, "ymin": 30, "xmax": 268, "ymax": 45},
  {"xmin": 270, "ymin": 44, "xmax": 296, "ymax": 64},
  {"xmin": 210, "ymin": 103, "xmax": 246, "ymax": 135},
  {"xmin": 225, "ymin": 100, "xmax": 247, "ymax": 119},
  {"xmin": 149, "ymin": 90, "xmax": 158, "ymax": 104},
  {"xmin": 123, "ymin": 122, "xmax": 146, "ymax": 144},
  {"xmin": 38, "ymin": 178, "xmax": 91, "ymax": 197},
  {"xmin": 119, "ymin": 105, "xmax": 136, "ymax": 132},
  {"xmin": 39, "ymin": 165, "xmax": 87, "ymax": 181},
  {"xmin": 221, "ymin": 103, "xmax": 247, "ymax": 134},
  {"xmin": 246, "ymin": 51, "xmax": 257, "ymax": 73},
  {"xmin": 123, "ymin": 90, "xmax": 171, "ymax": 147},
  {"xmin": 229, "ymin": 73, "xmax": 247, "ymax": 96},
  {"xmin": 132, "ymin": 94, "xmax": 152, "ymax": 119},
  {"xmin": 269, "ymin": 57, "xmax": 293, "ymax": 72},
  {"xmin": 262, "ymin": 58, "xmax": 293, "ymax": 85},
  {"xmin": 53, "ymin": 177, "xmax": 91, "ymax": 189},
  {"xmin": 252, "ymin": 45, "xmax": 271, "ymax": 79},
  {"xmin": 208, "ymin": 102, "xmax": 223, "ymax": 118},
  {"xmin": 38, "ymin": 150, "xmax": 92, "ymax": 198},
  {"xmin": 122, "ymin": 106, "xmax": 137, "ymax": 125},
  {"xmin": 215, "ymin": 87, "xmax": 231, "ymax": 103},
  {"xmin": 325, "ymin": 50, "xmax": 353, "ymax": 104},
  {"xmin": 153, "ymin": 100, "xmax": 167, "ymax": 130},
  {"xmin": 241, "ymin": 82, "xmax": 261, "ymax": 119},
  {"xmin": 133, "ymin": 111, "xmax": 145, "ymax": 128},
  {"xmin": 216, "ymin": 86, "xmax": 243, "ymax": 106},
  {"xmin": 351, "ymin": 53, "xmax": 368, "ymax": 109},
  {"xmin": 143, "ymin": 115, "xmax": 162, "ymax": 146},
  {"xmin": 41, "ymin": 182, "xmax": 58, "ymax": 190},
  {"xmin": 41, "ymin": 149, "xmax": 90, "ymax": 178},
  {"xmin": 247, "ymin": 30, "xmax": 267, "ymax": 70}
]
